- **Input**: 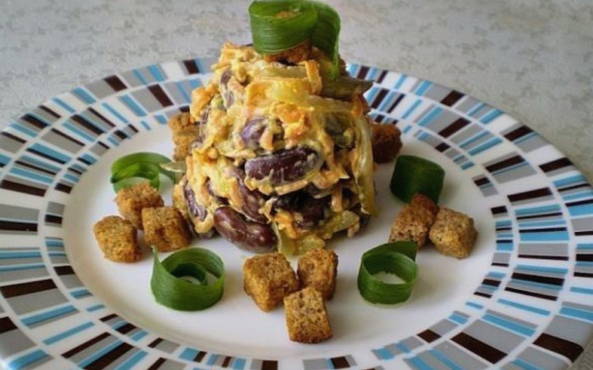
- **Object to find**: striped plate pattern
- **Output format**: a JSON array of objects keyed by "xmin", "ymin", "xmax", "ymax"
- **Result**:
[{"xmin": 0, "ymin": 59, "xmax": 591, "ymax": 369}]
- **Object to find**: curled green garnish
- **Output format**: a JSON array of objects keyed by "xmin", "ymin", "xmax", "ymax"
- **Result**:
[
  {"xmin": 249, "ymin": 0, "xmax": 341, "ymax": 78},
  {"xmin": 390, "ymin": 155, "xmax": 445, "ymax": 203},
  {"xmin": 110, "ymin": 152, "xmax": 176, "ymax": 192},
  {"xmin": 358, "ymin": 242, "xmax": 418, "ymax": 304},
  {"xmin": 151, "ymin": 248, "xmax": 225, "ymax": 311}
]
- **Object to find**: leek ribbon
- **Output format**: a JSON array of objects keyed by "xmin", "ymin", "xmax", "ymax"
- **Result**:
[
  {"xmin": 151, "ymin": 248, "xmax": 225, "ymax": 311},
  {"xmin": 358, "ymin": 242, "xmax": 418, "ymax": 304}
]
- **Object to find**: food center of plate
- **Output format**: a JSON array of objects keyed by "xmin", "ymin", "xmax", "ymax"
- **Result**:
[{"xmin": 63, "ymin": 126, "xmax": 493, "ymax": 358}]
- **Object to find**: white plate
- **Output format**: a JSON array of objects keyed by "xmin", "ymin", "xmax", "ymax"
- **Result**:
[{"xmin": 0, "ymin": 59, "xmax": 591, "ymax": 370}]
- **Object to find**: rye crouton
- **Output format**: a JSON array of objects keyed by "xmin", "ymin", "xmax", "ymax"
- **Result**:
[
  {"xmin": 429, "ymin": 208, "xmax": 477, "ymax": 258},
  {"xmin": 243, "ymin": 253, "xmax": 299, "ymax": 312},
  {"xmin": 297, "ymin": 248, "xmax": 338, "ymax": 300},
  {"xmin": 93, "ymin": 216, "xmax": 140, "ymax": 262},
  {"xmin": 168, "ymin": 112, "xmax": 199, "ymax": 161},
  {"xmin": 389, "ymin": 194, "xmax": 438, "ymax": 247},
  {"xmin": 142, "ymin": 206, "xmax": 191, "ymax": 252},
  {"xmin": 371, "ymin": 123, "xmax": 402, "ymax": 163},
  {"xmin": 115, "ymin": 182, "xmax": 163, "ymax": 229},
  {"xmin": 284, "ymin": 287, "xmax": 332, "ymax": 343}
]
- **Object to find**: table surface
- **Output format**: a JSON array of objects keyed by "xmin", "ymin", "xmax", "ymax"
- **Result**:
[{"xmin": 1, "ymin": 0, "xmax": 592, "ymax": 367}]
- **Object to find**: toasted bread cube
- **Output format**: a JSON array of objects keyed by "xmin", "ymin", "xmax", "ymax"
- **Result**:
[
  {"xmin": 284, "ymin": 287, "xmax": 332, "ymax": 343},
  {"xmin": 429, "ymin": 208, "xmax": 477, "ymax": 258},
  {"xmin": 93, "ymin": 216, "xmax": 140, "ymax": 262},
  {"xmin": 142, "ymin": 206, "xmax": 191, "ymax": 252},
  {"xmin": 297, "ymin": 248, "xmax": 338, "ymax": 300},
  {"xmin": 168, "ymin": 112, "xmax": 199, "ymax": 161},
  {"xmin": 243, "ymin": 253, "xmax": 299, "ymax": 312},
  {"xmin": 115, "ymin": 182, "xmax": 163, "ymax": 229},
  {"xmin": 389, "ymin": 194, "xmax": 438, "ymax": 247},
  {"xmin": 371, "ymin": 123, "xmax": 402, "ymax": 163}
]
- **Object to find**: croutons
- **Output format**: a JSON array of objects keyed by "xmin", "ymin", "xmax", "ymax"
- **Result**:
[
  {"xmin": 297, "ymin": 248, "xmax": 338, "ymax": 300},
  {"xmin": 93, "ymin": 216, "xmax": 140, "ymax": 262},
  {"xmin": 243, "ymin": 253, "xmax": 299, "ymax": 312},
  {"xmin": 115, "ymin": 182, "xmax": 163, "ymax": 229},
  {"xmin": 284, "ymin": 287, "xmax": 332, "ymax": 343},
  {"xmin": 142, "ymin": 206, "xmax": 191, "ymax": 252},
  {"xmin": 389, "ymin": 194, "xmax": 438, "ymax": 247},
  {"xmin": 371, "ymin": 123, "xmax": 402, "ymax": 163},
  {"xmin": 429, "ymin": 208, "xmax": 477, "ymax": 258},
  {"xmin": 168, "ymin": 112, "xmax": 199, "ymax": 161}
]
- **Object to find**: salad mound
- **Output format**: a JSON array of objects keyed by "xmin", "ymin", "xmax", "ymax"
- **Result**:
[{"xmin": 177, "ymin": 42, "xmax": 376, "ymax": 254}]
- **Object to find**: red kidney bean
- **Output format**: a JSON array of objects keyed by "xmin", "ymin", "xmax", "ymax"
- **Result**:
[
  {"xmin": 245, "ymin": 147, "xmax": 320, "ymax": 185},
  {"xmin": 214, "ymin": 207, "xmax": 277, "ymax": 252},
  {"xmin": 183, "ymin": 182, "xmax": 215, "ymax": 238},
  {"xmin": 273, "ymin": 191, "xmax": 330, "ymax": 229},
  {"xmin": 184, "ymin": 182, "xmax": 207, "ymax": 221},
  {"xmin": 240, "ymin": 117, "xmax": 266, "ymax": 149}
]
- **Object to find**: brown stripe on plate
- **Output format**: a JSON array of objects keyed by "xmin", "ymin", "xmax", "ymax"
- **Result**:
[
  {"xmin": 505, "ymin": 287, "xmax": 556, "ymax": 301},
  {"xmin": 490, "ymin": 206, "xmax": 507, "ymax": 215},
  {"xmin": 85, "ymin": 342, "xmax": 134, "ymax": 370},
  {"xmin": 148, "ymin": 338, "xmax": 163, "ymax": 348},
  {"xmin": 371, "ymin": 88, "xmax": 388, "ymax": 109},
  {"xmin": 0, "ymin": 317, "xmax": 17, "ymax": 334},
  {"xmin": 519, "ymin": 254, "xmax": 568, "ymax": 261},
  {"xmin": 567, "ymin": 198, "xmax": 593, "ymax": 207},
  {"xmin": 148, "ymin": 85, "xmax": 174, "ymax": 107},
  {"xmin": 357, "ymin": 65, "xmax": 369, "ymax": 79},
  {"xmin": 147, "ymin": 358, "xmax": 166, "ymax": 370},
  {"xmin": 388, "ymin": 94, "xmax": 404, "ymax": 113},
  {"xmin": 62, "ymin": 332, "xmax": 110, "ymax": 358},
  {"xmin": 261, "ymin": 360, "xmax": 278, "ymax": 370},
  {"xmin": 418, "ymin": 329, "xmax": 440, "ymax": 343},
  {"xmin": 221, "ymin": 356, "xmax": 232, "ymax": 367},
  {"xmin": 45, "ymin": 214, "xmax": 62, "ymax": 224},
  {"xmin": 0, "ymin": 180, "xmax": 46, "ymax": 196},
  {"xmin": 72, "ymin": 114, "xmax": 105, "ymax": 135},
  {"xmin": 508, "ymin": 188, "xmax": 552, "ymax": 203},
  {"xmin": 440, "ymin": 90, "xmax": 463, "ymax": 106},
  {"xmin": 435, "ymin": 142, "xmax": 450, "ymax": 152},
  {"xmin": 21, "ymin": 114, "xmax": 48, "ymax": 129},
  {"xmin": 485, "ymin": 155, "xmax": 524, "ymax": 173},
  {"xmin": 377, "ymin": 70, "xmax": 388, "ymax": 83},
  {"xmin": 482, "ymin": 279, "xmax": 501, "ymax": 287},
  {"xmin": 504, "ymin": 125, "xmax": 533, "ymax": 141},
  {"xmin": 2, "ymin": 131, "xmax": 26, "ymax": 144},
  {"xmin": 475, "ymin": 291, "xmax": 491, "ymax": 298},
  {"xmin": 439, "ymin": 118, "xmax": 469, "ymax": 138},
  {"xmin": 16, "ymin": 160, "xmax": 57, "ymax": 175},
  {"xmin": 127, "ymin": 124, "xmax": 139, "ymax": 133},
  {"xmin": 50, "ymin": 128, "xmax": 85, "ymax": 147},
  {"xmin": 183, "ymin": 59, "xmax": 199, "ymax": 74},
  {"xmin": 39, "ymin": 105, "xmax": 61, "ymax": 119},
  {"xmin": 474, "ymin": 177, "xmax": 489, "ymax": 186},
  {"xmin": 451, "ymin": 332, "xmax": 506, "ymax": 364},
  {"xmin": 88, "ymin": 108, "xmax": 116, "ymax": 128},
  {"xmin": 114, "ymin": 130, "xmax": 128, "ymax": 140},
  {"xmin": 27, "ymin": 147, "xmax": 66, "ymax": 164},
  {"xmin": 540, "ymin": 158, "xmax": 573, "ymax": 173},
  {"xmin": 116, "ymin": 323, "xmax": 136, "ymax": 334},
  {"xmin": 330, "ymin": 356, "xmax": 351, "ymax": 368},
  {"xmin": 1, "ymin": 279, "xmax": 56, "ymax": 298},
  {"xmin": 54, "ymin": 266, "xmax": 74, "ymax": 275},
  {"xmin": 534, "ymin": 333, "xmax": 584, "ymax": 362},
  {"xmin": 104, "ymin": 75, "xmax": 127, "ymax": 92},
  {"xmin": 0, "ymin": 220, "xmax": 38, "ymax": 232},
  {"xmin": 194, "ymin": 351, "xmax": 206, "ymax": 362},
  {"xmin": 100, "ymin": 313, "xmax": 118, "ymax": 322},
  {"xmin": 55, "ymin": 182, "xmax": 72, "ymax": 194}
]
